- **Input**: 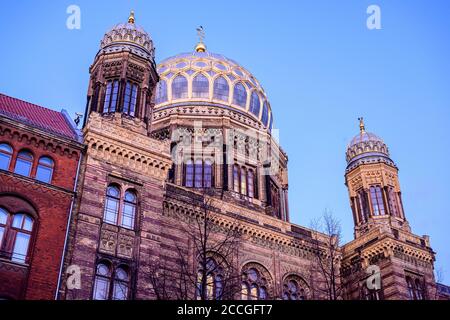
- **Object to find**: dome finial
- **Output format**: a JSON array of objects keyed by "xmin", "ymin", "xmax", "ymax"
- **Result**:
[
  {"xmin": 128, "ymin": 10, "xmax": 135, "ymax": 24},
  {"xmin": 358, "ymin": 117, "xmax": 366, "ymax": 133},
  {"xmin": 195, "ymin": 26, "xmax": 206, "ymax": 52}
]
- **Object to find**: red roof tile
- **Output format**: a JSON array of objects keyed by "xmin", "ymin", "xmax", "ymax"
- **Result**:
[{"xmin": 0, "ymin": 93, "xmax": 78, "ymax": 140}]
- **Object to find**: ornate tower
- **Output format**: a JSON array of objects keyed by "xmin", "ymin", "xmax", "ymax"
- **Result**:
[
  {"xmin": 83, "ymin": 11, "xmax": 158, "ymax": 133},
  {"xmin": 345, "ymin": 118, "xmax": 409, "ymax": 238},
  {"xmin": 341, "ymin": 118, "xmax": 437, "ymax": 300}
]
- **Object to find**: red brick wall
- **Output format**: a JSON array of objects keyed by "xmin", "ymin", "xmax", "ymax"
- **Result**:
[{"xmin": 0, "ymin": 122, "xmax": 82, "ymax": 300}]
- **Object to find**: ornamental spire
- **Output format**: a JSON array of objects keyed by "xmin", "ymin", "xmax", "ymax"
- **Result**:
[
  {"xmin": 195, "ymin": 26, "xmax": 206, "ymax": 52},
  {"xmin": 358, "ymin": 117, "xmax": 366, "ymax": 134},
  {"xmin": 128, "ymin": 10, "xmax": 135, "ymax": 24}
]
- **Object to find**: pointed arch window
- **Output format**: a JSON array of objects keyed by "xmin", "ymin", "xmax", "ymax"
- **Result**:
[
  {"xmin": 0, "ymin": 143, "xmax": 13, "ymax": 170},
  {"xmin": 261, "ymin": 101, "xmax": 269, "ymax": 126},
  {"xmin": 123, "ymin": 81, "xmax": 138, "ymax": 116},
  {"xmin": 103, "ymin": 80, "xmax": 120, "ymax": 113},
  {"xmin": 370, "ymin": 186, "xmax": 385, "ymax": 216},
  {"xmin": 14, "ymin": 150, "xmax": 33, "ymax": 177},
  {"xmin": 155, "ymin": 80, "xmax": 168, "ymax": 104},
  {"xmin": 93, "ymin": 262, "xmax": 130, "ymax": 300},
  {"xmin": 213, "ymin": 76, "xmax": 229, "ymax": 101},
  {"xmin": 196, "ymin": 257, "xmax": 224, "ymax": 300},
  {"xmin": 192, "ymin": 74, "xmax": 209, "ymax": 98},
  {"xmin": 233, "ymin": 83, "xmax": 247, "ymax": 108},
  {"xmin": 241, "ymin": 266, "xmax": 269, "ymax": 300},
  {"xmin": 249, "ymin": 91, "xmax": 261, "ymax": 116},
  {"xmin": 172, "ymin": 75, "xmax": 188, "ymax": 100},
  {"xmin": 36, "ymin": 156, "xmax": 54, "ymax": 183}
]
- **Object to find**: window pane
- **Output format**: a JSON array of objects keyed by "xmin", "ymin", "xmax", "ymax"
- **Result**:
[
  {"xmin": 23, "ymin": 216, "xmax": 33, "ymax": 231},
  {"xmin": 130, "ymin": 84, "xmax": 138, "ymax": 116},
  {"xmin": 12, "ymin": 232, "xmax": 30, "ymax": 263},
  {"xmin": 248, "ymin": 170, "xmax": 254, "ymax": 198},
  {"xmin": 125, "ymin": 191, "xmax": 136, "ymax": 203},
  {"xmin": 241, "ymin": 283, "xmax": 249, "ymax": 300},
  {"xmin": 12, "ymin": 214, "xmax": 24, "ymax": 228},
  {"xmin": 249, "ymin": 92, "xmax": 261, "ymax": 116},
  {"xmin": 107, "ymin": 186, "xmax": 120, "ymax": 197},
  {"xmin": 39, "ymin": 156, "xmax": 54, "ymax": 166},
  {"xmin": 261, "ymin": 102, "xmax": 269, "ymax": 126},
  {"xmin": 14, "ymin": 158, "xmax": 32, "ymax": 177},
  {"xmin": 233, "ymin": 83, "xmax": 247, "ymax": 107},
  {"xmin": 204, "ymin": 160, "xmax": 212, "ymax": 188},
  {"xmin": 0, "ymin": 227, "xmax": 4, "ymax": 247},
  {"xmin": 185, "ymin": 160, "xmax": 194, "ymax": 187},
  {"xmin": 36, "ymin": 166, "xmax": 53, "ymax": 183},
  {"xmin": 103, "ymin": 81, "xmax": 112, "ymax": 113},
  {"xmin": 93, "ymin": 277, "xmax": 110, "ymax": 300},
  {"xmin": 213, "ymin": 76, "xmax": 229, "ymax": 101},
  {"xmin": 97, "ymin": 263, "xmax": 110, "ymax": 276},
  {"xmin": 113, "ymin": 281, "xmax": 128, "ymax": 300},
  {"xmin": 0, "ymin": 144, "xmax": 13, "ymax": 170},
  {"xmin": 156, "ymin": 80, "xmax": 168, "ymax": 104},
  {"xmin": 121, "ymin": 203, "xmax": 135, "ymax": 229},
  {"xmin": 194, "ymin": 160, "xmax": 203, "ymax": 188},
  {"xmin": 104, "ymin": 197, "xmax": 119, "ymax": 224},
  {"xmin": 233, "ymin": 165, "xmax": 240, "ymax": 193},
  {"xmin": 192, "ymin": 74, "xmax": 209, "ymax": 98},
  {"xmin": 241, "ymin": 168, "xmax": 247, "ymax": 195},
  {"xmin": 0, "ymin": 208, "xmax": 7, "ymax": 224},
  {"xmin": 110, "ymin": 80, "xmax": 119, "ymax": 112},
  {"xmin": 172, "ymin": 75, "xmax": 188, "ymax": 100}
]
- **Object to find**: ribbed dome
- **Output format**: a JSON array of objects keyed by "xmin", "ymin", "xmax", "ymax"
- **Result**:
[
  {"xmin": 154, "ymin": 50, "xmax": 273, "ymax": 131},
  {"xmin": 346, "ymin": 123, "xmax": 395, "ymax": 170},
  {"xmin": 99, "ymin": 13, "xmax": 155, "ymax": 60}
]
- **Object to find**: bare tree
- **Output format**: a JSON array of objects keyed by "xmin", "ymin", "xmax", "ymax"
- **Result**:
[
  {"xmin": 309, "ymin": 209, "xmax": 343, "ymax": 300},
  {"xmin": 147, "ymin": 189, "xmax": 243, "ymax": 300}
]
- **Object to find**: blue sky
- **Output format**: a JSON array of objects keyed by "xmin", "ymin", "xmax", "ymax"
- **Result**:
[{"xmin": 0, "ymin": 1, "xmax": 449, "ymax": 284}]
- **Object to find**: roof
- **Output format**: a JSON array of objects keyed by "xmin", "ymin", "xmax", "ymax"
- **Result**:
[{"xmin": 0, "ymin": 93, "xmax": 79, "ymax": 140}]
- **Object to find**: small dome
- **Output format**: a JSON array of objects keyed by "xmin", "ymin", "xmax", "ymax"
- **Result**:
[
  {"xmin": 154, "ymin": 50, "xmax": 273, "ymax": 131},
  {"xmin": 99, "ymin": 12, "xmax": 155, "ymax": 60},
  {"xmin": 346, "ymin": 119, "xmax": 394, "ymax": 170}
]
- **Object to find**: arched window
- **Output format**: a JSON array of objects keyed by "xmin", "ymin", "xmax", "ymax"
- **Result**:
[
  {"xmin": 103, "ymin": 79, "xmax": 119, "ymax": 113},
  {"xmin": 233, "ymin": 165, "xmax": 240, "ymax": 193},
  {"xmin": 185, "ymin": 159, "xmax": 194, "ymax": 187},
  {"xmin": 36, "ymin": 156, "xmax": 54, "ymax": 183},
  {"xmin": 192, "ymin": 74, "xmax": 209, "ymax": 98},
  {"xmin": 357, "ymin": 189, "xmax": 369, "ymax": 223},
  {"xmin": 172, "ymin": 75, "xmax": 188, "ymax": 100},
  {"xmin": 241, "ymin": 266, "xmax": 270, "ymax": 300},
  {"xmin": 14, "ymin": 150, "xmax": 33, "ymax": 177},
  {"xmin": 113, "ymin": 267, "xmax": 129, "ymax": 300},
  {"xmin": 213, "ymin": 76, "xmax": 229, "ymax": 101},
  {"xmin": 249, "ymin": 92, "xmax": 261, "ymax": 116},
  {"xmin": 104, "ymin": 185, "xmax": 120, "ymax": 225},
  {"xmin": 261, "ymin": 102, "xmax": 269, "ymax": 126},
  {"xmin": 123, "ymin": 81, "xmax": 138, "ymax": 117},
  {"xmin": 247, "ymin": 170, "xmax": 255, "ymax": 198},
  {"xmin": 93, "ymin": 262, "xmax": 111, "ymax": 300},
  {"xmin": 282, "ymin": 276, "xmax": 308, "ymax": 300},
  {"xmin": 240, "ymin": 168, "xmax": 247, "ymax": 195},
  {"xmin": 10, "ymin": 213, "xmax": 34, "ymax": 263},
  {"xmin": 121, "ymin": 190, "xmax": 137, "ymax": 229},
  {"xmin": 0, "ymin": 143, "xmax": 13, "ymax": 170},
  {"xmin": 204, "ymin": 159, "xmax": 213, "ymax": 188},
  {"xmin": 194, "ymin": 159, "xmax": 203, "ymax": 188},
  {"xmin": 406, "ymin": 277, "xmax": 415, "ymax": 300},
  {"xmin": 196, "ymin": 257, "xmax": 224, "ymax": 300},
  {"xmin": 155, "ymin": 80, "xmax": 168, "ymax": 104},
  {"xmin": 370, "ymin": 186, "xmax": 385, "ymax": 216},
  {"xmin": 93, "ymin": 262, "xmax": 130, "ymax": 300},
  {"xmin": 233, "ymin": 83, "xmax": 247, "ymax": 108}
]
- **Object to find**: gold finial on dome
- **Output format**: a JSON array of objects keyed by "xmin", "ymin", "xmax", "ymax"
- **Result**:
[
  {"xmin": 128, "ymin": 10, "xmax": 135, "ymax": 24},
  {"xmin": 195, "ymin": 26, "xmax": 206, "ymax": 52},
  {"xmin": 358, "ymin": 117, "xmax": 366, "ymax": 133}
]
